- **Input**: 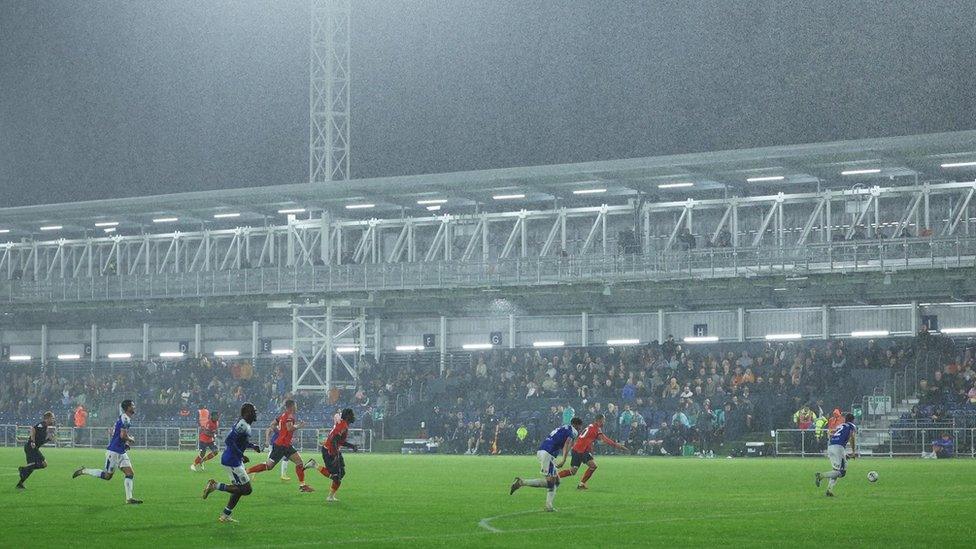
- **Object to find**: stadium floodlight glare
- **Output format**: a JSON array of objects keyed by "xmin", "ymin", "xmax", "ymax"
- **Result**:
[
  {"xmin": 10, "ymin": 355, "xmax": 32, "ymax": 361},
  {"xmin": 395, "ymin": 344, "xmax": 425, "ymax": 352},
  {"xmin": 765, "ymin": 333, "xmax": 803, "ymax": 341},
  {"xmin": 462, "ymin": 343, "xmax": 494, "ymax": 350},
  {"xmin": 39, "ymin": 225, "xmax": 62, "ymax": 231},
  {"xmin": 213, "ymin": 350, "xmax": 239, "ymax": 357},
  {"xmin": 941, "ymin": 161, "xmax": 976, "ymax": 168},
  {"xmin": 270, "ymin": 349, "xmax": 293, "ymax": 355},
  {"xmin": 107, "ymin": 353, "xmax": 133, "ymax": 359},
  {"xmin": 94, "ymin": 222, "xmax": 119, "ymax": 227},
  {"xmin": 493, "ymin": 194, "xmax": 525, "ymax": 200},
  {"xmin": 658, "ymin": 182, "xmax": 694, "ymax": 189},
  {"xmin": 159, "ymin": 351, "xmax": 185, "ymax": 358},
  {"xmin": 153, "ymin": 217, "xmax": 179, "ymax": 223},
  {"xmin": 277, "ymin": 208, "xmax": 306, "ymax": 214},
  {"xmin": 850, "ymin": 330, "xmax": 889, "ymax": 338},
  {"xmin": 532, "ymin": 340, "xmax": 565, "ymax": 348},
  {"xmin": 57, "ymin": 354, "xmax": 81, "ymax": 360},
  {"xmin": 746, "ymin": 175, "xmax": 785, "ymax": 182},
  {"xmin": 841, "ymin": 168, "xmax": 882, "ymax": 176},
  {"xmin": 683, "ymin": 336, "xmax": 719, "ymax": 343},
  {"xmin": 417, "ymin": 199, "xmax": 448, "ymax": 205},
  {"xmin": 213, "ymin": 213, "xmax": 241, "ymax": 219},
  {"xmin": 606, "ymin": 339, "xmax": 640, "ymax": 346},
  {"xmin": 573, "ymin": 188, "xmax": 607, "ymax": 195},
  {"xmin": 939, "ymin": 327, "xmax": 976, "ymax": 334},
  {"xmin": 335, "ymin": 346, "xmax": 359, "ymax": 353},
  {"xmin": 426, "ymin": 205, "xmax": 442, "ymax": 211},
  {"xmin": 345, "ymin": 203, "xmax": 374, "ymax": 210}
]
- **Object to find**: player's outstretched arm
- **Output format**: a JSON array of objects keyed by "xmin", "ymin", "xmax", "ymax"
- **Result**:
[{"xmin": 600, "ymin": 433, "xmax": 628, "ymax": 452}]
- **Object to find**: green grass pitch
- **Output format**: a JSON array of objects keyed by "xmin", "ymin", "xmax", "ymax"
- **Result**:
[{"xmin": 1, "ymin": 448, "xmax": 972, "ymax": 547}]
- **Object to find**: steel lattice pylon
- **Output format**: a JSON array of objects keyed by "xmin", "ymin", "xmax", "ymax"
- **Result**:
[
  {"xmin": 309, "ymin": 0, "xmax": 351, "ymax": 183},
  {"xmin": 291, "ymin": 305, "xmax": 365, "ymax": 392}
]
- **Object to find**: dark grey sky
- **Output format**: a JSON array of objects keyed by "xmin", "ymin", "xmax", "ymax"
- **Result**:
[{"xmin": 1, "ymin": 0, "xmax": 974, "ymax": 206}]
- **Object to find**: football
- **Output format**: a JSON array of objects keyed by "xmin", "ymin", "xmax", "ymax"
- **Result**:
[{"xmin": 867, "ymin": 471, "xmax": 879, "ymax": 483}]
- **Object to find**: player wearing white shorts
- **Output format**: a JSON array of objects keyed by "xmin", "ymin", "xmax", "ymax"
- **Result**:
[
  {"xmin": 73, "ymin": 399, "xmax": 142, "ymax": 504},
  {"xmin": 202, "ymin": 403, "xmax": 263, "ymax": 523},
  {"xmin": 815, "ymin": 412, "xmax": 857, "ymax": 497},
  {"xmin": 509, "ymin": 417, "xmax": 583, "ymax": 512}
]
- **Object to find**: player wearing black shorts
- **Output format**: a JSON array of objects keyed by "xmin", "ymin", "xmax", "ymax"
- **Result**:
[
  {"xmin": 17, "ymin": 411, "xmax": 56, "ymax": 489},
  {"xmin": 316, "ymin": 408, "xmax": 357, "ymax": 502}
]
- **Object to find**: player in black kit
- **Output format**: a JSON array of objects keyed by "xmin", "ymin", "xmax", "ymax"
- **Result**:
[{"xmin": 17, "ymin": 411, "xmax": 56, "ymax": 489}]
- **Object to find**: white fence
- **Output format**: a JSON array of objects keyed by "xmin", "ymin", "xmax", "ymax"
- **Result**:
[
  {"xmin": 0, "ymin": 425, "xmax": 373, "ymax": 453},
  {"xmin": 774, "ymin": 427, "xmax": 975, "ymax": 458}
]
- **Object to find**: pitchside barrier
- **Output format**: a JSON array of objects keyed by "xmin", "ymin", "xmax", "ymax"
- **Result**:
[
  {"xmin": 0, "ymin": 425, "xmax": 373, "ymax": 453},
  {"xmin": 774, "ymin": 427, "xmax": 976, "ymax": 457}
]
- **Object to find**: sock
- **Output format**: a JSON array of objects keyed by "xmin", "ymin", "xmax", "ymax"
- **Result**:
[
  {"xmin": 203, "ymin": 452, "xmax": 217, "ymax": 463},
  {"xmin": 280, "ymin": 461, "xmax": 289, "ymax": 476},
  {"xmin": 193, "ymin": 455, "xmax": 202, "ymax": 465},
  {"xmin": 523, "ymin": 478, "xmax": 547, "ymax": 488},
  {"xmin": 295, "ymin": 464, "xmax": 305, "ymax": 483},
  {"xmin": 20, "ymin": 465, "xmax": 35, "ymax": 482},
  {"xmin": 223, "ymin": 507, "xmax": 233, "ymax": 516},
  {"xmin": 827, "ymin": 478, "xmax": 837, "ymax": 491},
  {"xmin": 247, "ymin": 463, "xmax": 268, "ymax": 474},
  {"xmin": 546, "ymin": 485, "xmax": 556, "ymax": 508},
  {"xmin": 331, "ymin": 479, "xmax": 340, "ymax": 492},
  {"xmin": 83, "ymin": 468, "xmax": 105, "ymax": 479},
  {"xmin": 580, "ymin": 468, "xmax": 595, "ymax": 484},
  {"xmin": 218, "ymin": 483, "xmax": 228, "ymax": 492},
  {"xmin": 557, "ymin": 469, "xmax": 573, "ymax": 478},
  {"xmin": 124, "ymin": 475, "xmax": 134, "ymax": 500},
  {"xmin": 822, "ymin": 470, "xmax": 841, "ymax": 479},
  {"xmin": 318, "ymin": 466, "xmax": 331, "ymax": 477}
]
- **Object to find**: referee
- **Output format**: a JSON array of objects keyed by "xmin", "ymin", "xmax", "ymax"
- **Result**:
[{"xmin": 16, "ymin": 411, "xmax": 56, "ymax": 489}]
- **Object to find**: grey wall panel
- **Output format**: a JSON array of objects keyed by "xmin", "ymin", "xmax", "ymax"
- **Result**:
[{"xmin": 745, "ymin": 308, "xmax": 823, "ymax": 339}]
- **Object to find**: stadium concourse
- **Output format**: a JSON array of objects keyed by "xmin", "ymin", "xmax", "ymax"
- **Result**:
[{"xmin": 3, "ymin": 332, "xmax": 972, "ymax": 457}]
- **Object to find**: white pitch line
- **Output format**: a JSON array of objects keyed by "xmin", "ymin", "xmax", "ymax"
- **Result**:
[{"xmin": 479, "ymin": 507, "xmax": 577, "ymax": 533}]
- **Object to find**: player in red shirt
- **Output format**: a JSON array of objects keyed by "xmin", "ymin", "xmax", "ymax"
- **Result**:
[
  {"xmin": 317, "ymin": 408, "xmax": 357, "ymax": 502},
  {"xmin": 191, "ymin": 411, "xmax": 220, "ymax": 472},
  {"xmin": 557, "ymin": 414, "xmax": 628, "ymax": 490},
  {"xmin": 246, "ymin": 399, "xmax": 316, "ymax": 492}
]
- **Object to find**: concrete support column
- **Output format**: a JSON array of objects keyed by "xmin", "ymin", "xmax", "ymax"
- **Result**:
[
  {"xmin": 142, "ymin": 323, "xmax": 150, "ymax": 361},
  {"xmin": 194, "ymin": 323, "xmax": 202, "ymax": 358},
  {"xmin": 90, "ymin": 323, "xmax": 98, "ymax": 363},
  {"xmin": 40, "ymin": 324, "xmax": 48, "ymax": 364},
  {"xmin": 581, "ymin": 312, "xmax": 589, "ymax": 347},
  {"xmin": 252, "ymin": 321, "xmax": 260, "ymax": 359}
]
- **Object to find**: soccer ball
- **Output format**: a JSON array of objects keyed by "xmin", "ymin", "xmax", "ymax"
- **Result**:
[{"xmin": 867, "ymin": 471, "xmax": 878, "ymax": 483}]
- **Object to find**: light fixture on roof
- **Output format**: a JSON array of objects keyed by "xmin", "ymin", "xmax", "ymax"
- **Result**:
[
  {"xmin": 493, "ymin": 194, "xmax": 525, "ymax": 200},
  {"xmin": 213, "ymin": 213, "xmax": 241, "ymax": 219},
  {"xmin": 153, "ymin": 217, "xmax": 179, "ymax": 223},
  {"xmin": 395, "ymin": 344, "xmax": 425, "ymax": 352},
  {"xmin": 573, "ymin": 188, "xmax": 607, "ymax": 195},
  {"xmin": 462, "ymin": 343, "xmax": 494, "ymax": 350},
  {"xmin": 94, "ymin": 222, "xmax": 119, "ymax": 227},
  {"xmin": 0, "ymin": 229, "xmax": 9, "ymax": 234},
  {"xmin": 417, "ymin": 199, "xmax": 448, "ymax": 205},
  {"xmin": 746, "ymin": 175, "xmax": 785, "ymax": 182},
  {"xmin": 9, "ymin": 355, "xmax": 32, "ymax": 361},
  {"xmin": 159, "ymin": 351, "xmax": 185, "ymax": 358},
  {"xmin": 940, "ymin": 327, "xmax": 976, "ymax": 334},
  {"xmin": 277, "ymin": 208, "xmax": 306, "ymax": 214},
  {"xmin": 335, "ymin": 346, "xmax": 360, "ymax": 353},
  {"xmin": 107, "ymin": 353, "xmax": 132, "ymax": 359},
  {"xmin": 271, "ymin": 349, "xmax": 293, "ymax": 355},
  {"xmin": 841, "ymin": 168, "xmax": 881, "ymax": 176},
  {"xmin": 426, "ymin": 205, "xmax": 441, "ymax": 211},
  {"xmin": 57, "ymin": 354, "xmax": 81, "ymax": 360},
  {"xmin": 850, "ymin": 330, "xmax": 889, "ymax": 338},
  {"xmin": 213, "ymin": 350, "xmax": 240, "ymax": 357},
  {"xmin": 765, "ymin": 333, "xmax": 802, "ymax": 341},
  {"xmin": 345, "ymin": 203, "xmax": 375, "ymax": 210},
  {"xmin": 39, "ymin": 225, "xmax": 62, "ymax": 231},
  {"xmin": 683, "ymin": 336, "xmax": 718, "ymax": 343},
  {"xmin": 658, "ymin": 182, "xmax": 694, "ymax": 189},
  {"xmin": 532, "ymin": 340, "xmax": 564, "ymax": 348},
  {"xmin": 606, "ymin": 339, "xmax": 640, "ymax": 346},
  {"xmin": 941, "ymin": 161, "xmax": 976, "ymax": 168},
  {"xmin": 103, "ymin": 227, "xmax": 116, "ymax": 234}
]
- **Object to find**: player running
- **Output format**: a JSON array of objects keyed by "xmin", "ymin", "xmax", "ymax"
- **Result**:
[
  {"xmin": 265, "ymin": 417, "xmax": 291, "ymax": 480},
  {"xmin": 16, "ymin": 411, "xmax": 56, "ymax": 489},
  {"xmin": 509, "ymin": 417, "xmax": 583, "ymax": 512},
  {"xmin": 202, "ymin": 403, "xmax": 262, "ymax": 523},
  {"xmin": 246, "ymin": 399, "xmax": 315, "ymax": 492},
  {"xmin": 815, "ymin": 412, "xmax": 857, "ymax": 497},
  {"xmin": 72, "ymin": 399, "xmax": 143, "ymax": 504},
  {"xmin": 316, "ymin": 408, "xmax": 357, "ymax": 502},
  {"xmin": 191, "ymin": 410, "xmax": 220, "ymax": 472},
  {"xmin": 557, "ymin": 414, "xmax": 629, "ymax": 490}
]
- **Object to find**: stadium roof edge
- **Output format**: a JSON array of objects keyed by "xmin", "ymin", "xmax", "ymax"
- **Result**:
[{"xmin": 3, "ymin": 130, "xmax": 976, "ymax": 229}]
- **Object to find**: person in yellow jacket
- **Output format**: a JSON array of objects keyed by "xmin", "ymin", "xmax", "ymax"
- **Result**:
[{"xmin": 814, "ymin": 415, "xmax": 829, "ymax": 451}]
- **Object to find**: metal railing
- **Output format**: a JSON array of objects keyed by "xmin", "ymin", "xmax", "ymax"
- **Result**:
[
  {"xmin": 774, "ymin": 427, "xmax": 974, "ymax": 457},
  {"xmin": 4, "ymin": 236, "xmax": 976, "ymax": 303},
  {"xmin": 0, "ymin": 425, "xmax": 374, "ymax": 453}
]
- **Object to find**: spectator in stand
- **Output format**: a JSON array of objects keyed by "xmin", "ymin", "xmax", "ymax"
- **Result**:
[{"xmin": 924, "ymin": 433, "xmax": 955, "ymax": 459}]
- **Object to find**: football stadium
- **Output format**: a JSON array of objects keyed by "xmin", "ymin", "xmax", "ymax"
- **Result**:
[{"xmin": 2, "ymin": 2, "xmax": 975, "ymax": 547}]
